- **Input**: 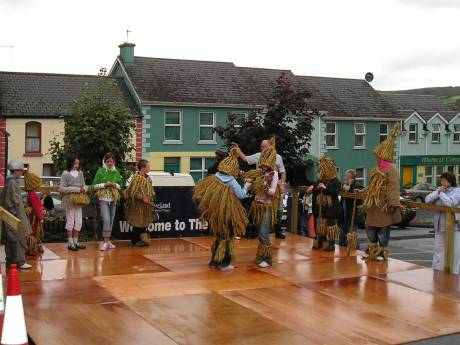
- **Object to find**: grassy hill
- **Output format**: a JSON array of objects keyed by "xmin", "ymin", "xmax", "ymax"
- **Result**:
[{"xmin": 385, "ymin": 86, "xmax": 460, "ymax": 108}]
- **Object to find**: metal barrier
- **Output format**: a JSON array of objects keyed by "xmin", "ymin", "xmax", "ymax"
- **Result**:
[{"xmin": 290, "ymin": 186, "xmax": 460, "ymax": 274}]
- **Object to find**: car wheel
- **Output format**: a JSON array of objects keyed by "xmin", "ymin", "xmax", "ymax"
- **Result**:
[{"xmin": 415, "ymin": 197, "xmax": 424, "ymax": 203}]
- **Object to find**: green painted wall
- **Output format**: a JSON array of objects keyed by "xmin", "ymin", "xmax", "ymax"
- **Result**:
[
  {"xmin": 326, "ymin": 120, "xmax": 398, "ymax": 183},
  {"xmin": 143, "ymin": 105, "xmax": 251, "ymax": 152}
]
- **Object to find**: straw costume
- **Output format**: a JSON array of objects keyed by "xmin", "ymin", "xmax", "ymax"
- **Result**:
[
  {"xmin": 193, "ymin": 147, "xmax": 250, "ymax": 270},
  {"xmin": 312, "ymin": 157, "xmax": 343, "ymax": 252},
  {"xmin": 124, "ymin": 172, "xmax": 156, "ymax": 245},
  {"xmin": 248, "ymin": 137, "xmax": 279, "ymax": 267},
  {"xmin": 24, "ymin": 172, "xmax": 45, "ymax": 255},
  {"xmin": 361, "ymin": 123, "xmax": 401, "ymax": 260}
]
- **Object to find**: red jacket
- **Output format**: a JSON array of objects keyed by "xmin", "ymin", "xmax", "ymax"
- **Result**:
[{"xmin": 27, "ymin": 191, "xmax": 44, "ymax": 235}]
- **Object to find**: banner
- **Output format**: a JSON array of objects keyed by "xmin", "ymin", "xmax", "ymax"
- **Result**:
[{"xmin": 112, "ymin": 186, "xmax": 210, "ymax": 239}]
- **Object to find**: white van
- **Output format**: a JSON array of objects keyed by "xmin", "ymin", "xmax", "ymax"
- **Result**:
[{"xmin": 147, "ymin": 172, "xmax": 195, "ymax": 187}]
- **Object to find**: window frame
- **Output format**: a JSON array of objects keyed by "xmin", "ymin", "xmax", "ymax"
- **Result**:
[
  {"xmin": 435, "ymin": 165, "xmax": 444, "ymax": 185},
  {"xmin": 453, "ymin": 124, "xmax": 460, "ymax": 143},
  {"xmin": 355, "ymin": 167, "xmax": 367, "ymax": 186},
  {"xmin": 408, "ymin": 123, "xmax": 418, "ymax": 143},
  {"xmin": 198, "ymin": 111, "xmax": 216, "ymax": 144},
  {"xmin": 425, "ymin": 166, "xmax": 433, "ymax": 185},
  {"xmin": 379, "ymin": 123, "xmax": 389, "ymax": 143},
  {"xmin": 431, "ymin": 123, "xmax": 441, "ymax": 143},
  {"xmin": 353, "ymin": 122, "xmax": 366, "ymax": 149},
  {"xmin": 163, "ymin": 110, "xmax": 183, "ymax": 144},
  {"xmin": 189, "ymin": 157, "xmax": 214, "ymax": 181},
  {"xmin": 231, "ymin": 112, "xmax": 247, "ymax": 128},
  {"xmin": 25, "ymin": 121, "xmax": 42, "ymax": 154},
  {"xmin": 325, "ymin": 121, "xmax": 337, "ymax": 149}
]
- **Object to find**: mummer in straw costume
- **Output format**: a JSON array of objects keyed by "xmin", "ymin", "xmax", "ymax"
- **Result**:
[
  {"xmin": 312, "ymin": 156, "xmax": 343, "ymax": 252},
  {"xmin": 247, "ymin": 137, "xmax": 280, "ymax": 268},
  {"xmin": 360, "ymin": 123, "xmax": 401, "ymax": 261},
  {"xmin": 24, "ymin": 171, "xmax": 46, "ymax": 256},
  {"xmin": 193, "ymin": 147, "xmax": 251, "ymax": 272}
]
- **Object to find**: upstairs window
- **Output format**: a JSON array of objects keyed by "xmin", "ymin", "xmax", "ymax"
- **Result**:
[
  {"xmin": 431, "ymin": 123, "xmax": 441, "ymax": 143},
  {"xmin": 354, "ymin": 123, "xmax": 366, "ymax": 148},
  {"xmin": 25, "ymin": 121, "xmax": 41, "ymax": 153},
  {"xmin": 408, "ymin": 123, "xmax": 418, "ymax": 143}
]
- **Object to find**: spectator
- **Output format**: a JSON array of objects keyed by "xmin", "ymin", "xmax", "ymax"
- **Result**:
[
  {"xmin": 425, "ymin": 172, "xmax": 460, "ymax": 274},
  {"xmin": 339, "ymin": 169, "xmax": 363, "ymax": 247}
]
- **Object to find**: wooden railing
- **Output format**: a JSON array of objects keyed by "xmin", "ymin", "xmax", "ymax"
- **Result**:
[
  {"xmin": 290, "ymin": 187, "xmax": 460, "ymax": 274},
  {"xmin": 0, "ymin": 207, "xmax": 22, "ymax": 238}
]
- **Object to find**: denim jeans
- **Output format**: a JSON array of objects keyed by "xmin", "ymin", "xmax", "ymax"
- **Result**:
[
  {"xmin": 99, "ymin": 200, "xmax": 117, "ymax": 238},
  {"xmin": 366, "ymin": 226, "xmax": 391, "ymax": 247},
  {"xmin": 300, "ymin": 212, "xmax": 311, "ymax": 235},
  {"xmin": 258, "ymin": 211, "xmax": 272, "ymax": 245}
]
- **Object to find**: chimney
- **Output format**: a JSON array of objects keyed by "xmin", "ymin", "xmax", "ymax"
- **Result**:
[{"xmin": 119, "ymin": 42, "xmax": 135, "ymax": 63}]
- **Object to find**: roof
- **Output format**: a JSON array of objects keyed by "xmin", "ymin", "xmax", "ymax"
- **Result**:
[
  {"xmin": 116, "ymin": 56, "xmax": 397, "ymax": 118},
  {"xmin": 296, "ymin": 76, "xmax": 398, "ymax": 118},
  {"xmin": 0, "ymin": 71, "xmax": 141, "ymax": 117},
  {"xmin": 380, "ymin": 92, "xmax": 457, "ymax": 121}
]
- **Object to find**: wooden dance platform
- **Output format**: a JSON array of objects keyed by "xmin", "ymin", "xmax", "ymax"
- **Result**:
[{"xmin": 13, "ymin": 234, "xmax": 460, "ymax": 345}]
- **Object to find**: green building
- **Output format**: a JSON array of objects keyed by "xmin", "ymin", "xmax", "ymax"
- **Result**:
[{"xmin": 110, "ymin": 42, "xmax": 401, "ymax": 185}]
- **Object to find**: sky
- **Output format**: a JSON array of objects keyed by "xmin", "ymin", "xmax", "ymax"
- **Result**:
[{"xmin": 1, "ymin": 0, "xmax": 459, "ymax": 91}]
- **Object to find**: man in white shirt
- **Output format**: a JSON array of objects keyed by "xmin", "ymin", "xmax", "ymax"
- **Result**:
[{"xmin": 236, "ymin": 139, "xmax": 287, "ymax": 239}]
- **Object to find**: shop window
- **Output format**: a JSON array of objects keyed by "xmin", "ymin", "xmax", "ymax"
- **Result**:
[
  {"xmin": 190, "ymin": 157, "xmax": 214, "ymax": 182},
  {"xmin": 164, "ymin": 157, "xmax": 180, "ymax": 173},
  {"xmin": 425, "ymin": 166, "xmax": 433, "ymax": 185},
  {"xmin": 435, "ymin": 166, "xmax": 444, "ymax": 186}
]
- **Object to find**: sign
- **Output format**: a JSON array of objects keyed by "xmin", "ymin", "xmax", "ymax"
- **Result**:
[
  {"xmin": 401, "ymin": 155, "xmax": 460, "ymax": 166},
  {"xmin": 112, "ymin": 186, "xmax": 210, "ymax": 239}
]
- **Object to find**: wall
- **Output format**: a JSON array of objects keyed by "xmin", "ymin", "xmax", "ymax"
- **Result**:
[
  {"xmin": 142, "ymin": 105, "xmax": 252, "ymax": 172},
  {"xmin": 6, "ymin": 118, "xmax": 64, "ymax": 175},
  {"xmin": 325, "ymin": 120, "xmax": 398, "ymax": 184}
]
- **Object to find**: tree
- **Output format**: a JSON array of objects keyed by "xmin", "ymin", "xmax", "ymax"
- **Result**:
[
  {"xmin": 49, "ymin": 68, "xmax": 136, "ymax": 183},
  {"xmin": 215, "ymin": 73, "xmax": 317, "ymax": 182}
]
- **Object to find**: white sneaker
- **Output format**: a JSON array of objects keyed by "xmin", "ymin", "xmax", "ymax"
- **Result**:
[
  {"xmin": 219, "ymin": 264, "xmax": 234, "ymax": 272},
  {"xmin": 107, "ymin": 242, "xmax": 116, "ymax": 249},
  {"xmin": 235, "ymin": 237, "xmax": 241, "ymax": 240},
  {"xmin": 19, "ymin": 263, "xmax": 32, "ymax": 270},
  {"xmin": 258, "ymin": 261, "xmax": 271, "ymax": 268},
  {"xmin": 99, "ymin": 242, "xmax": 109, "ymax": 251}
]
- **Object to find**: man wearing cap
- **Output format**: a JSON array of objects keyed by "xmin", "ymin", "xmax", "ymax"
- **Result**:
[
  {"xmin": 0, "ymin": 160, "xmax": 33, "ymax": 269},
  {"xmin": 236, "ymin": 139, "xmax": 287, "ymax": 239}
]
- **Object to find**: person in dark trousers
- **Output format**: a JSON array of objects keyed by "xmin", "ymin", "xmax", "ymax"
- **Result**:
[
  {"xmin": 339, "ymin": 169, "xmax": 363, "ymax": 248},
  {"xmin": 312, "ymin": 157, "xmax": 343, "ymax": 252}
]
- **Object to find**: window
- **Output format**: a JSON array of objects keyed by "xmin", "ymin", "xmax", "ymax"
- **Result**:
[
  {"xmin": 354, "ymin": 123, "xmax": 366, "ymax": 148},
  {"xmin": 199, "ymin": 112, "xmax": 215, "ymax": 142},
  {"xmin": 408, "ymin": 123, "xmax": 418, "ymax": 143},
  {"xmin": 355, "ymin": 168, "xmax": 366, "ymax": 186},
  {"xmin": 454, "ymin": 124, "xmax": 460, "ymax": 143},
  {"xmin": 164, "ymin": 111, "xmax": 182, "ymax": 142},
  {"xmin": 42, "ymin": 164, "xmax": 57, "ymax": 176},
  {"xmin": 231, "ymin": 113, "xmax": 247, "ymax": 128},
  {"xmin": 325, "ymin": 122, "xmax": 337, "ymax": 148},
  {"xmin": 164, "ymin": 157, "xmax": 180, "ymax": 173},
  {"xmin": 458, "ymin": 166, "xmax": 460, "ymax": 184},
  {"xmin": 25, "ymin": 121, "xmax": 41, "ymax": 153},
  {"xmin": 425, "ymin": 166, "xmax": 433, "ymax": 184},
  {"xmin": 190, "ymin": 157, "xmax": 214, "ymax": 182},
  {"xmin": 431, "ymin": 123, "xmax": 441, "ymax": 143},
  {"xmin": 448, "ymin": 165, "xmax": 455, "ymax": 174},
  {"xmin": 379, "ymin": 123, "xmax": 389, "ymax": 143},
  {"xmin": 435, "ymin": 166, "xmax": 444, "ymax": 185}
]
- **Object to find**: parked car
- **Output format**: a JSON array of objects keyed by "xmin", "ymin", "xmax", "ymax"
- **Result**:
[
  {"xmin": 18, "ymin": 176, "xmax": 60, "ymax": 187},
  {"xmin": 401, "ymin": 183, "xmax": 437, "ymax": 203}
]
